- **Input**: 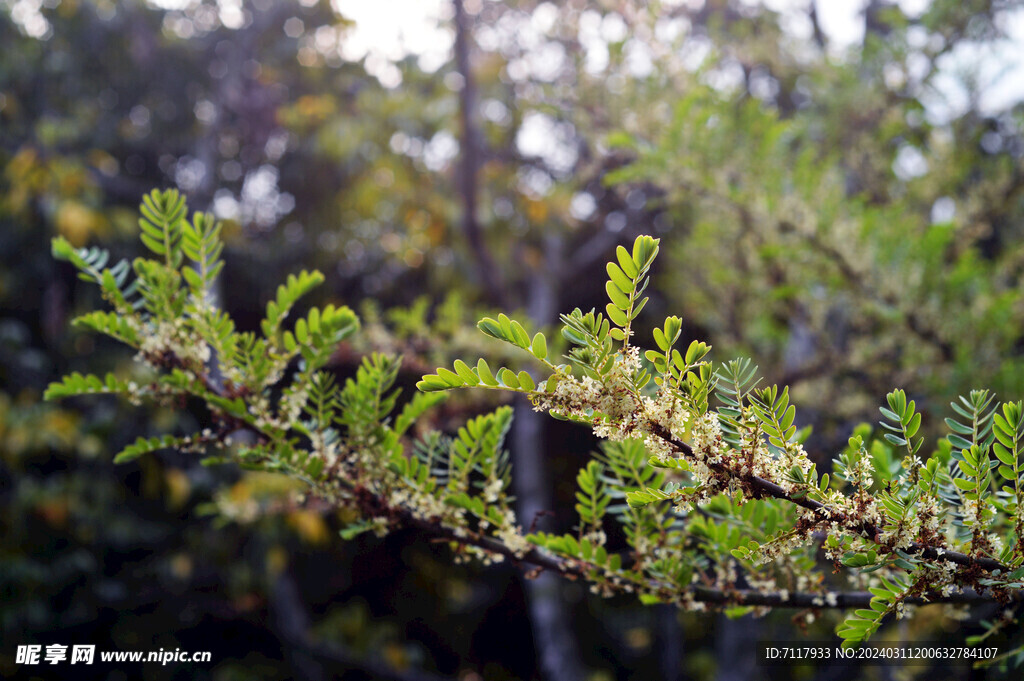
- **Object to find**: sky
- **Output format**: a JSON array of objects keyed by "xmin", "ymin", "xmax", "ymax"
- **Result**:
[
  {"xmin": 328, "ymin": 0, "xmax": 1024, "ymax": 123},
  {"xmin": 4, "ymin": 0, "xmax": 1022, "ymax": 120}
]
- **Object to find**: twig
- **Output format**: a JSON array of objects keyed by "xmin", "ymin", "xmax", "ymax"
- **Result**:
[{"xmin": 648, "ymin": 423, "xmax": 1009, "ymax": 575}]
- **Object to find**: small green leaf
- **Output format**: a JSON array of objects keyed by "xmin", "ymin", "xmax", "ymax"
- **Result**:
[
  {"xmin": 453, "ymin": 359, "xmax": 479, "ymax": 386},
  {"xmin": 606, "ymin": 303, "xmax": 628, "ymax": 327},
  {"xmin": 684, "ymin": 340, "xmax": 709, "ymax": 364},
  {"xmin": 781, "ymin": 404, "xmax": 796, "ymax": 432},
  {"xmin": 616, "ymin": 245, "xmax": 638, "ymax": 277},
  {"xmin": 518, "ymin": 371, "xmax": 537, "ymax": 391},
  {"xmin": 478, "ymin": 317, "xmax": 504, "ymax": 340},
  {"xmin": 952, "ymin": 477, "xmax": 975, "ymax": 492},
  {"xmin": 531, "ymin": 333, "xmax": 548, "ymax": 361},
  {"xmin": 114, "ymin": 435, "xmax": 184, "ymax": 463},
  {"xmin": 994, "ymin": 442, "xmax": 1015, "ymax": 466},
  {"xmin": 905, "ymin": 412, "xmax": 922, "ymax": 437},
  {"xmin": 477, "ymin": 359, "xmax": 498, "ymax": 386},
  {"xmin": 652, "ymin": 327, "xmax": 668, "ymax": 351},
  {"xmin": 499, "ymin": 368, "xmax": 521, "ymax": 389},
  {"xmin": 606, "ymin": 280, "xmax": 630, "ymax": 310},
  {"xmin": 606, "ymin": 262, "xmax": 633, "ymax": 293},
  {"xmin": 629, "ymin": 296, "xmax": 648, "ymax": 320},
  {"xmin": 510, "ymin": 320, "xmax": 532, "ymax": 348},
  {"xmin": 418, "ymin": 375, "xmax": 452, "ymax": 392},
  {"xmin": 436, "ymin": 367, "xmax": 464, "ymax": 387},
  {"xmin": 340, "ymin": 521, "xmax": 375, "ymax": 540}
]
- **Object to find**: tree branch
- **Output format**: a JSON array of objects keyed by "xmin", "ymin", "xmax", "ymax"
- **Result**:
[
  {"xmin": 648, "ymin": 423, "xmax": 1009, "ymax": 575},
  {"xmin": 390, "ymin": 493, "xmax": 1005, "ymax": 610},
  {"xmin": 188, "ymin": 341, "xmax": 1011, "ymax": 610}
]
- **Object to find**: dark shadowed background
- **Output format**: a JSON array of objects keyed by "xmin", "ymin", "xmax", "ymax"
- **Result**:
[{"xmin": 4, "ymin": 0, "xmax": 1024, "ymax": 679}]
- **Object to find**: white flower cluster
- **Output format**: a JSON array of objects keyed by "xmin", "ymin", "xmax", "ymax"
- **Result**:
[
  {"xmin": 247, "ymin": 385, "xmax": 312, "ymax": 434},
  {"xmin": 495, "ymin": 512, "xmax": 534, "ymax": 558},
  {"xmin": 849, "ymin": 451, "xmax": 876, "ymax": 491},
  {"xmin": 387, "ymin": 487, "xmax": 450, "ymax": 521},
  {"xmin": 211, "ymin": 488, "xmax": 261, "ymax": 524},
  {"xmin": 962, "ymin": 496, "xmax": 980, "ymax": 528},
  {"xmin": 642, "ymin": 393, "xmax": 696, "ymax": 462},
  {"xmin": 276, "ymin": 386, "xmax": 310, "ymax": 428},
  {"xmin": 750, "ymin": 529, "xmax": 809, "ymax": 566},
  {"xmin": 810, "ymin": 592, "xmax": 840, "ymax": 608},
  {"xmin": 582, "ymin": 529, "xmax": 608, "ymax": 548},
  {"xmin": 310, "ymin": 430, "xmax": 340, "ymax": 466},
  {"xmin": 482, "ymin": 478, "xmax": 504, "ymax": 504},
  {"xmin": 878, "ymin": 512, "xmax": 919, "ymax": 550},
  {"xmin": 138, "ymin": 319, "xmax": 211, "ymax": 370},
  {"xmin": 536, "ymin": 347, "xmax": 648, "ymax": 440}
]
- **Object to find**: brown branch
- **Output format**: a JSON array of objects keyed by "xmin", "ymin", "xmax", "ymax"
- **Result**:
[
  {"xmin": 169, "ymin": 355, "xmax": 1016, "ymax": 615},
  {"xmin": 390, "ymin": 493, "xmax": 1003, "ymax": 610},
  {"xmin": 189, "ymin": 344, "xmax": 1012, "ymax": 604},
  {"xmin": 647, "ymin": 423, "xmax": 1009, "ymax": 575},
  {"xmin": 808, "ymin": 1, "xmax": 827, "ymax": 51},
  {"xmin": 170, "ymin": 335, "xmax": 1013, "ymax": 615}
]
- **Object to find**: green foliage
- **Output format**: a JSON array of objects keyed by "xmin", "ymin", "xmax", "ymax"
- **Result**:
[
  {"xmin": 114, "ymin": 434, "xmax": 190, "ymax": 464},
  {"xmin": 283, "ymin": 304, "xmax": 360, "ymax": 368},
  {"xmin": 714, "ymin": 358, "xmax": 759, "ymax": 449},
  {"xmin": 337, "ymin": 353, "xmax": 402, "ymax": 448},
  {"xmin": 49, "ymin": 203, "xmax": 1024, "ymax": 655},
  {"xmin": 137, "ymin": 188, "xmax": 186, "ymax": 268},
  {"xmin": 526, "ymin": 531, "xmax": 619, "ymax": 572},
  {"xmin": 560, "ymin": 307, "xmax": 621, "ymax": 381},
  {"xmin": 575, "ymin": 461, "xmax": 609, "ymax": 534},
  {"xmin": 595, "ymin": 439, "xmax": 675, "ymax": 551},
  {"xmin": 262, "ymin": 270, "xmax": 326, "ymax": 343},
  {"xmin": 993, "ymin": 401, "xmax": 1024, "ymax": 490},
  {"xmin": 417, "ymin": 313, "xmax": 554, "ymax": 393},
  {"xmin": 836, "ymin": 575, "xmax": 909, "ymax": 646},
  {"xmin": 46, "ymin": 189, "xmax": 534, "ymax": 606},
  {"xmin": 604, "ymin": 236, "xmax": 659, "ymax": 342},
  {"xmin": 43, "ymin": 372, "xmax": 134, "ymax": 400},
  {"xmin": 48, "ymin": 190, "xmax": 360, "ymax": 465},
  {"xmin": 645, "ymin": 315, "xmax": 713, "ymax": 414},
  {"xmin": 604, "ymin": 62, "xmax": 1024, "ymax": 454},
  {"xmin": 945, "ymin": 390, "xmax": 997, "ymax": 453},
  {"xmin": 445, "ymin": 407, "xmax": 513, "ymax": 497},
  {"xmin": 749, "ymin": 385, "xmax": 797, "ymax": 451},
  {"xmin": 879, "ymin": 389, "xmax": 924, "ymax": 455},
  {"xmin": 180, "ymin": 211, "xmax": 224, "ymax": 297},
  {"xmin": 51, "ymin": 238, "xmax": 140, "ymax": 313},
  {"xmin": 15, "ymin": 0, "xmax": 1024, "ymax": 671},
  {"xmin": 417, "ymin": 356, "xmax": 542, "ymax": 394},
  {"xmin": 416, "ymin": 232, "xmax": 1024, "ymax": 647},
  {"xmin": 303, "ymin": 371, "xmax": 340, "ymax": 430}
]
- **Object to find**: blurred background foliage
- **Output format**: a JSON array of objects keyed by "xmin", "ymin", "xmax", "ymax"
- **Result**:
[{"xmin": 3, "ymin": 0, "xmax": 1024, "ymax": 679}]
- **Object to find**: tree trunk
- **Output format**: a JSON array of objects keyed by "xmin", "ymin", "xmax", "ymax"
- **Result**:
[
  {"xmin": 655, "ymin": 604, "xmax": 683, "ymax": 680},
  {"xmin": 453, "ymin": 0, "xmax": 506, "ymax": 308},
  {"xmin": 713, "ymin": 614, "xmax": 759, "ymax": 681},
  {"xmin": 513, "ymin": 234, "xmax": 586, "ymax": 681}
]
